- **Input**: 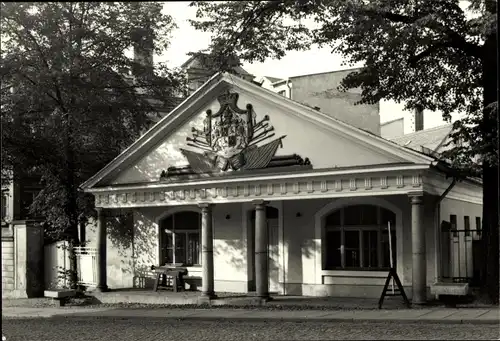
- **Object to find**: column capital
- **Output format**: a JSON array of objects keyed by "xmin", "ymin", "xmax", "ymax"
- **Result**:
[
  {"xmin": 198, "ymin": 202, "xmax": 214, "ymax": 210},
  {"xmin": 408, "ymin": 192, "xmax": 424, "ymax": 204},
  {"xmin": 252, "ymin": 199, "xmax": 269, "ymax": 207}
]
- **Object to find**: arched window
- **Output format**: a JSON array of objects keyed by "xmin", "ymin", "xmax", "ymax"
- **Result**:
[
  {"xmin": 160, "ymin": 211, "xmax": 201, "ymax": 266},
  {"xmin": 324, "ymin": 205, "xmax": 396, "ymax": 270}
]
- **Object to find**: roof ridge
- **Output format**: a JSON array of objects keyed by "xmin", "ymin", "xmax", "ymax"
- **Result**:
[{"xmin": 390, "ymin": 123, "xmax": 453, "ymax": 140}]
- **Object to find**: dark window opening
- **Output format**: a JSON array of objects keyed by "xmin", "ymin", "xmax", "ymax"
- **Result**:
[{"xmin": 324, "ymin": 205, "xmax": 397, "ymax": 270}]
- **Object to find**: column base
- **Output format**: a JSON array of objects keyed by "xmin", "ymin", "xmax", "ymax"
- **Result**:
[
  {"xmin": 411, "ymin": 300, "xmax": 426, "ymax": 305},
  {"xmin": 247, "ymin": 292, "xmax": 272, "ymax": 302},
  {"xmin": 201, "ymin": 292, "xmax": 217, "ymax": 299},
  {"xmin": 198, "ymin": 292, "xmax": 217, "ymax": 305},
  {"xmin": 95, "ymin": 285, "xmax": 109, "ymax": 293}
]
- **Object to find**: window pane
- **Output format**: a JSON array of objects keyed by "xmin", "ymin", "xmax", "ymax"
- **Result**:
[
  {"xmin": 344, "ymin": 230, "xmax": 359, "ymax": 248},
  {"xmin": 464, "ymin": 216, "xmax": 470, "ymax": 236},
  {"xmin": 475, "ymin": 217, "xmax": 481, "ymax": 236},
  {"xmin": 161, "ymin": 215, "xmax": 174, "ymax": 231},
  {"xmin": 344, "ymin": 231, "xmax": 360, "ymax": 267},
  {"xmin": 174, "ymin": 211, "xmax": 200, "ymax": 230},
  {"xmin": 163, "ymin": 233, "xmax": 174, "ymax": 264},
  {"xmin": 344, "ymin": 205, "xmax": 378, "ymax": 225},
  {"xmin": 362, "ymin": 230, "xmax": 378, "ymax": 268},
  {"xmin": 175, "ymin": 233, "xmax": 186, "ymax": 264},
  {"xmin": 325, "ymin": 230, "xmax": 341, "ymax": 269},
  {"xmin": 325, "ymin": 210, "xmax": 341, "ymax": 227},
  {"xmin": 187, "ymin": 232, "xmax": 200, "ymax": 265}
]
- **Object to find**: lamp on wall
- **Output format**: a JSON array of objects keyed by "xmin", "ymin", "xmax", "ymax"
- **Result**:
[
  {"xmin": 296, "ymin": 212, "xmax": 302, "ymax": 218},
  {"xmin": 225, "ymin": 214, "xmax": 231, "ymax": 220}
]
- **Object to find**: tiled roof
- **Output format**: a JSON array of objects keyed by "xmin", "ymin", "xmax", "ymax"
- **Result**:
[{"xmin": 389, "ymin": 124, "xmax": 453, "ymax": 154}]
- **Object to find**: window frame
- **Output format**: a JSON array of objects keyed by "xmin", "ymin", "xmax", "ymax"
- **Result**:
[
  {"xmin": 323, "ymin": 205, "xmax": 396, "ymax": 271},
  {"xmin": 161, "ymin": 212, "xmax": 202, "ymax": 266},
  {"xmin": 475, "ymin": 217, "xmax": 481, "ymax": 237}
]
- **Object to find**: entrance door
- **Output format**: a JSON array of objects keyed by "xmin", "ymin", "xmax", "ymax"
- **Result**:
[{"xmin": 268, "ymin": 218, "xmax": 280, "ymax": 293}]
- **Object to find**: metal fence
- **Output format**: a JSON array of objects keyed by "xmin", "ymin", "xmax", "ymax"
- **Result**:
[
  {"xmin": 74, "ymin": 246, "xmax": 98, "ymax": 287},
  {"xmin": 440, "ymin": 228, "xmax": 482, "ymax": 285}
]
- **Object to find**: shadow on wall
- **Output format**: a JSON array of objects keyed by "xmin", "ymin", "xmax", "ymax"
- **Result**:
[
  {"xmin": 115, "ymin": 111, "xmax": 208, "ymax": 184},
  {"xmin": 213, "ymin": 239, "xmax": 246, "ymax": 275},
  {"xmin": 85, "ymin": 210, "xmax": 135, "ymax": 288},
  {"xmin": 132, "ymin": 211, "xmax": 158, "ymax": 289}
]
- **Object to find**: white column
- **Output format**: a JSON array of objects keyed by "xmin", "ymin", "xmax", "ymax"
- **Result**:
[
  {"xmin": 410, "ymin": 194, "xmax": 426, "ymax": 304},
  {"xmin": 199, "ymin": 203, "xmax": 215, "ymax": 298}
]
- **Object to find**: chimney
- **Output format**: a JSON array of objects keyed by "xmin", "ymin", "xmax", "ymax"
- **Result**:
[
  {"xmin": 131, "ymin": 26, "xmax": 154, "ymax": 79},
  {"xmin": 414, "ymin": 106, "xmax": 424, "ymax": 132}
]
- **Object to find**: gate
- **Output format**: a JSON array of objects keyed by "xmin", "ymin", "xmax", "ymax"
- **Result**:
[
  {"xmin": 74, "ymin": 246, "xmax": 98, "ymax": 287},
  {"xmin": 441, "ymin": 225, "xmax": 482, "ymax": 285}
]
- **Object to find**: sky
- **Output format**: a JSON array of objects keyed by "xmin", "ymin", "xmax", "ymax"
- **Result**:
[{"xmin": 160, "ymin": 2, "xmax": 456, "ymax": 134}]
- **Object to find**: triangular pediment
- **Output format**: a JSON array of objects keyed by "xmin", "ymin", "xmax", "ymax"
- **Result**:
[{"xmin": 82, "ymin": 73, "xmax": 433, "ymax": 189}]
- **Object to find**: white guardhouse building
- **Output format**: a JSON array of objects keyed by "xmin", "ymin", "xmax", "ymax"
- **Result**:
[{"xmin": 82, "ymin": 72, "xmax": 482, "ymax": 304}]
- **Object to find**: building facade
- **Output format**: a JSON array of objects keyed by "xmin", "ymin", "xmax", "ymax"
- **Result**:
[{"xmin": 82, "ymin": 72, "xmax": 482, "ymax": 303}]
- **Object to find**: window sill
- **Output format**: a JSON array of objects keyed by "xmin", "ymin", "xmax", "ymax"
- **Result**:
[{"xmin": 321, "ymin": 269, "xmax": 388, "ymax": 277}]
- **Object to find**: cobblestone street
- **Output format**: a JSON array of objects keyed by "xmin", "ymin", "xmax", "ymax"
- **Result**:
[{"xmin": 2, "ymin": 317, "xmax": 499, "ymax": 341}]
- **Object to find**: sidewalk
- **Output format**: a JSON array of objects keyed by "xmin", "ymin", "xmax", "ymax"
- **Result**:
[{"xmin": 2, "ymin": 306, "xmax": 499, "ymax": 324}]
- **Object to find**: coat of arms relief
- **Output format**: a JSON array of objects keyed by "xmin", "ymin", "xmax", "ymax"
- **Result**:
[{"xmin": 160, "ymin": 91, "xmax": 311, "ymax": 179}]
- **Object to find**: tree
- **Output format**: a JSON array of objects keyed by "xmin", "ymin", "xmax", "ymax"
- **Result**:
[
  {"xmin": 190, "ymin": 0, "xmax": 499, "ymax": 303},
  {"xmin": 1, "ymin": 2, "xmax": 185, "ymax": 286}
]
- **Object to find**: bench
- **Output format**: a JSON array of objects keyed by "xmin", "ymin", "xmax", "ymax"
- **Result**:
[
  {"xmin": 151, "ymin": 265, "xmax": 187, "ymax": 292},
  {"xmin": 44, "ymin": 289, "xmax": 76, "ymax": 307}
]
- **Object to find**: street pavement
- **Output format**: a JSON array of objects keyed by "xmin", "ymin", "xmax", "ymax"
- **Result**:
[{"xmin": 2, "ymin": 316, "xmax": 499, "ymax": 340}]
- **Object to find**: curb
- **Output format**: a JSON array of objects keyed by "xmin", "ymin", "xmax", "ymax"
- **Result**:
[{"xmin": 4, "ymin": 313, "xmax": 497, "ymax": 325}]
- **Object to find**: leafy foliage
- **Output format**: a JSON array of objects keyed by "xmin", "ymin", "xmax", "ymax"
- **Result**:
[
  {"xmin": 190, "ymin": 0, "xmax": 497, "ymax": 172},
  {"xmin": 1, "ymin": 2, "xmax": 186, "ymax": 240},
  {"xmin": 190, "ymin": 0, "xmax": 499, "ymax": 304}
]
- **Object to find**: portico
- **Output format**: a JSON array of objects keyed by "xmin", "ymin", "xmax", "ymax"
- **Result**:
[
  {"xmin": 89, "ymin": 162, "xmax": 437, "ymax": 301},
  {"xmin": 83, "ymin": 72, "xmax": 482, "ymax": 303}
]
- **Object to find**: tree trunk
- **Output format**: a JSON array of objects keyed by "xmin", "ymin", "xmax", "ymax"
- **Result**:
[{"xmin": 480, "ymin": 4, "xmax": 499, "ymax": 304}]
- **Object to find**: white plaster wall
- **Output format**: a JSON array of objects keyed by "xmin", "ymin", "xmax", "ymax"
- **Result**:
[
  {"xmin": 282, "ymin": 199, "xmax": 321, "ymax": 293},
  {"xmin": 110, "ymin": 85, "xmax": 402, "ymax": 185},
  {"xmin": 380, "ymin": 118, "xmax": 404, "ymax": 139},
  {"xmin": 213, "ymin": 203, "xmax": 247, "ymax": 292},
  {"xmin": 85, "ymin": 214, "xmax": 135, "ymax": 289}
]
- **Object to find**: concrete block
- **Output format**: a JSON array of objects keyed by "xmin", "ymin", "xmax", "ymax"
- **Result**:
[
  {"xmin": 44, "ymin": 290, "xmax": 76, "ymax": 299},
  {"xmin": 430, "ymin": 282, "xmax": 469, "ymax": 296}
]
